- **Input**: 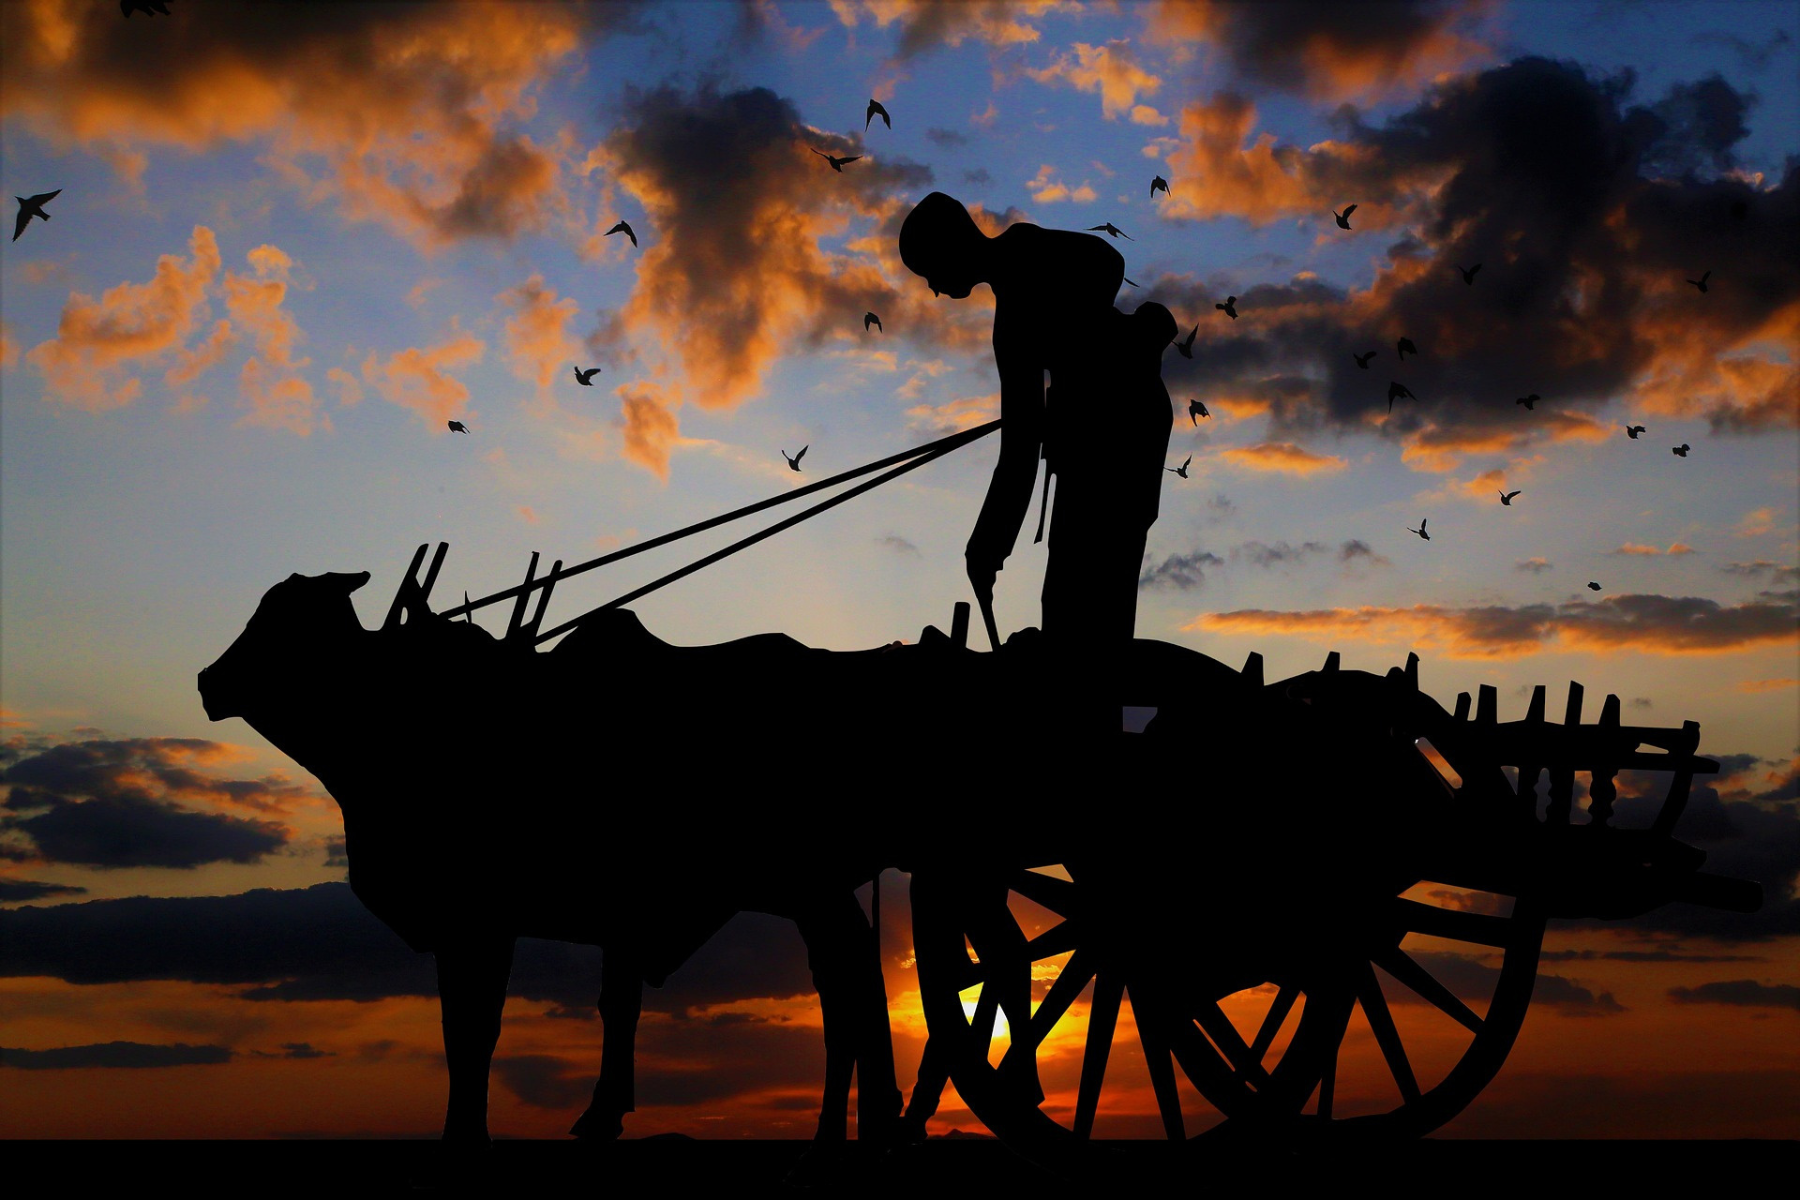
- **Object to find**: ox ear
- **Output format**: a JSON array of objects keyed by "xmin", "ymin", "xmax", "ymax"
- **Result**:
[{"xmin": 325, "ymin": 571, "xmax": 371, "ymax": 595}]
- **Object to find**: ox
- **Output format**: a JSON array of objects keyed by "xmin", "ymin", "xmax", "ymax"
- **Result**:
[{"xmin": 199, "ymin": 569, "xmax": 951, "ymax": 1148}]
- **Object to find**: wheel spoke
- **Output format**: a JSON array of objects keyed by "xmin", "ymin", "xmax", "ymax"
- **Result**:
[
  {"xmin": 1073, "ymin": 973, "xmax": 1122, "ymax": 1139},
  {"xmin": 1129, "ymin": 989, "xmax": 1187, "ymax": 1141},
  {"xmin": 1024, "ymin": 919, "xmax": 1081, "ymax": 960},
  {"xmin": 1356, "ymin": 960, "xmax": 1421, "ymax": 1104},
  {"xmin": 1009, "ymin": 869, "xmax": 1081, "ymax": 918},
  {"xmin": 1373, "ymin": 944, "xmax": 1484, "ymax": 1034},
  {"xmin": 1392, "ymin": 896, "xmax": 1516, "ymax": 948},
  {"xmin": 1022, "ymin": 948, "xmax": 1094, "ymax": 1047},
  {"xmin": 1249, "ymin": 985, "xmax": 1299, "ymax": 1061},
  {"xmin": 1194, "ymin": 998, "xmax": 1271, "ymax": 1086}
]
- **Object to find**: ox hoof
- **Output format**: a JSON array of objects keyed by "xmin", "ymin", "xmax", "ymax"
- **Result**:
[{"xmin": 569, "ymin": 1108, "xmax": 625, "ymax": 1142}]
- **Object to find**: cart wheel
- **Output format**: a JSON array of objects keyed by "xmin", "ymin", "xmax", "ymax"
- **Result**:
[{"xmin": 910, "ymin": 863, "xmax": 1547, "ymax": 1167}]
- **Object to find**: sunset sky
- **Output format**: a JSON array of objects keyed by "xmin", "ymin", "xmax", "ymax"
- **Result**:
[{"xmin": 2, "ymin": 0, "xmax": 1796, "ymax": 1142}]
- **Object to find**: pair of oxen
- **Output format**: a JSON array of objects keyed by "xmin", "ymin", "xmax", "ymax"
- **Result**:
[{"xmin": 200, "ymin": 567, "xmax": 1136, "ymax": 1148}]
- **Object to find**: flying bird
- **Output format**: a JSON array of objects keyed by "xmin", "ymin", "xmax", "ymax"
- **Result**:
[
  {"xmin": 1165, "ymin": 455, "xmax": 1192, "ymax": 479},
  {"xmin": 448, "ymin": 421, "xmax": 469, "ymax": 434},
  {"xmin": 122, "ymin": 0, "xmax": 170, "ymax": 15},
  {"xmin": 605, "ymin": 220, "xmax": 637, "ymax": 248},
  {"xmin": 1188, "ymin": 398, "xmax": 1209, "ymax": 424},
  {"xmin": 1122, "ymin": 276, "xmax": 1140, "ymax": 288},
  {"xmin": 1672, "ymin": 443, "xmax": 1690, "ymax": 457},
  {"xmin": 1174, "ymin": 324, "xmax": 1197, "ymax": 358},
  {"xmin": 1397, "ymin": 336, "xmax": 1418, "ymax": 360},
  {"xmin": 1625, "ymin": 424, "xmax": 1645, "ymax": 439},
  {"xmin": 1151, "ymin": 175, "xmax": 1169, "ymax": 199},
  {"xmin": 1216, "ymin": 296, "xmax": 1238, "ymax": 319},
  {"xmin": 864, "ymin": 311, "xmax": 882, "ymax": 332},
  {"xmin": 573, "ymin": 366, "xmax": 601, "ymax": 386},
  {"xmin": 1499, "ymin": 490, "xmax": 1521, "ymax": 506},
  {"xmin": 1457, "ymin": 263, "xmax": 1482, "ymax": 285},
  {"xmin": 865, "ymin": 99, "xmax": 890, "ymax": 131},
  {"xmin": 13, "ymin": 190, "xmax": 60, "ymax": 242},
  {"xmin": 1516, "ymin": 393, "xmax": 1540, "ymax": 410},
  {"xmin": 1388, "ymin": 381, "xmax": 1416, "ymax": 412},
  {"xmin": 1333, "ymin": 204, "xmax": 1357, "ymax": 230},
  {"xmin": 1408, "ymin": 519, "xmax": 1430, "ymax": 541},
  {"xmin": 1587, "ymin": 582, "xmax": 1603, "ymax": 591},
  {"xmin": 1686, "ymin": 270, "xmax": 1710, "ymax": 293},
  {"xmin": 783, "ymin": 445, "xmax": 808, "ymax": 471},
  {"xmin": 1353, "ymin": 351, "xmax": 1377, "ymax": 369},
  {"xmin": 813, "ymin": 149, "xmax": 861, "ymax": 172},
  {"xmin": 1087, "ymin": 222, "xmax": 1132, "ymax": 240}
]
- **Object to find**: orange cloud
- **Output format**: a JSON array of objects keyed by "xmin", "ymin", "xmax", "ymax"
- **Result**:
[
  {"xmin": 360, "ymin": 330, "xmax": 485, "ymax": 429},
  {"xmin": 1154, "ymin": 92, "xmax": 1371, "ymax": 226},
  {"xmin": 25, "ymin": 225, "xmax": 222, "ymax": 411},
  {"xmin": 1735, "ymin": 508, "xmax": 1777, "ymax": 538},
  {"xmin": 593, "ymin": 83, "xmax": 952, "ymax": 454},
  {"xmin": 496, "ymin": 275, "xmax": 585, "ymax": 395},
  {"xmin": 1220, "ymin": 442, "xmax": 1346, "ymax": 476},
  {"xmin": 1398, "ymin": 415, "xmax": 1607, "ymax": 473},
  {"xmin": 1736, "ymin": 678, "xmax": 1798, "ymax": 694},
  {"xmin": 0, "ymin": 2, "xmax": 605, "ymax": 252},
  {"xmin": 1, "ymin": 322, "xmax": 19, "ymax": 370},
  {"xmin": 616, "ymin": 380, "xmax": 682, "ymax": 480},
  {"xmin": 1613, "ymin": 543, "xmax": 1698, "ymax": 557},
  {"xmin": 1189, "ymin": 594, "xmax": 1797, "ymax": 659},
  {"xmin": 828, "ymin": 0, "xmax": 1071, "ymax": 57},
  {"xmin": 907, "ymin": 391, "xmax": 999, "ymax": 436},
  {"xmin": 1144, "ymin": 0, "xmax": 1492, "ymax": 102},
  {"xmin": 222, "ymin": 244, "xmax": 321, "ymax": 435},
  {"xmin": 1025, "ymin": 165, "xmax": 1097, "ymax": 205},
  {"xmin": 1023, "ymin": 41, "xmax": 1163, "ymax": 120}
]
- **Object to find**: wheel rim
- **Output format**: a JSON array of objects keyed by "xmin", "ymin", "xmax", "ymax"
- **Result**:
[{"xmin": 911, "ymin": 864, "xmax": 1547, "ymax": 1162}]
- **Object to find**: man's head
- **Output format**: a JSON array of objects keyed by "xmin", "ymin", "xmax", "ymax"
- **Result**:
[{"xmin": 900, "ymin": 192, "xmax": 988, "ymax": 299}]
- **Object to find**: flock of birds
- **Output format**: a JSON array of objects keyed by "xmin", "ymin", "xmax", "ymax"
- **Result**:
[{"xmin": 9, "ymin": 66, "xmax": 1716, "ymax": 586}]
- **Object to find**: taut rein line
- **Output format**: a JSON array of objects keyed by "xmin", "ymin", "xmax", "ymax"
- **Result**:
[{"xmin": 403, "ymin": 419, "xmax": 1001, "ymax": 645}]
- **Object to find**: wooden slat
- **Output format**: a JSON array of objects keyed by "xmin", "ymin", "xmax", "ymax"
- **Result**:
[{"xmin": 1250, "ymin": 985, "xmax": 1299, "ymax": 1061}]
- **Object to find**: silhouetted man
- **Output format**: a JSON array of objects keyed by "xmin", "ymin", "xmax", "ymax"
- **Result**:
[{"xmin": 899, "ymin": 192, "xmax": 1175, "ymax": 723}]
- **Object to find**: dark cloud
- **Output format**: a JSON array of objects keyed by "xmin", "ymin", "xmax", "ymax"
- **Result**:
[
  {"xmin": 1721, "ymin": 561, "xmax": 1800, "ymax": 582},
  {"xmin": 1668, "ymin": 980, "xmax": 1800, "ymax": 1012},
  {"xmin": 1391, "ymin": 950, "xmax": 1624, "ymax": 1014},
  {"xmin": 493, "ymin": 1054, "xmax": 593, "ymax": 1109},
  {"xmin": 1235, "ymin": 539, "xmax": 1329, "ymax": 568},
  {"xmin": 253, "ymin": 1042, "xmax": 333, "ymax": 1060},
  {"xmin": 2, "ymin": 738, "xmax": 295, "ymax": 869},
  {"xmin": 926, "ymin": 127, "xmax": 970, "ymax": 148},
  {"xmin": 1198, "ymin": 592, "xmax": 1799, "ymax": 658},
  {"xmin": 1140, "ymin": 549, "xmax": 1224, "ymax": 591},
  {"xmin": 875, "ymin": 534, "xmax": 920, "ymax": 556},
  {"xmin": 0, "ymin": 1041, "xmax": 232, "ymax": 1070},
  {"xmin": 1154, "ymin": 57, "xmax": 1798, "ymax": 448},
  {"xmin": 0, "ymin": 2, "xmax": 644, "ymax": 250},
  {"xmin": 1580, "ymin": 766, "xmax": 1800, "ymax": 942},
  {"xmin": 1630, "ymin": 697, "xmax": 1654, "ymax": 710},
  {"xmin": 0, "ymin": 884, "xmax": 817, "ymax": 1017},
  {"xmin": 0, "ymin": 879, "xmax": 87, "ymax": 903},
  {"xmin": 1338, "ymin": 539, "xmax": 1386, "ymax": 565},
  {"xmin": 1149, "ymin": 0, "xmax": 1487, "ymax": 100},
  {"xmin": 596, "ymin": 81, "xmax": 938, "ymax": 472},
  {"xmin": 1690, "ymin": 28, "xmax": 1794, "ymax": 74},
  {"xmin": 962, "ymin": 168, "xmax": 993, "ymax": 187},
  {"xmin": 1538, "ymin": 948, "xmax": 1759, "ymax": 964}
]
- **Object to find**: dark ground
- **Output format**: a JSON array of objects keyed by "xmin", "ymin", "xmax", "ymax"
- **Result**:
[{"xmin": 7, "ymin": 1137, "xmax": 1793, "ymax": 1195}]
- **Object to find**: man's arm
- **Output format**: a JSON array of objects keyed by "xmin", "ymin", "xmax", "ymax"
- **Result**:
[{"xmin": 965, "ymin": 315, "xmax": 1044, "ymax": 596}]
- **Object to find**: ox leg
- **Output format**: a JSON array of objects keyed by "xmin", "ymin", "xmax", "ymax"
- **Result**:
[
  {"xmin": 570, "ymin": 947, "xmax": 641, "ymax": 1141},
  {"xmin": 436, "ymin": 936, "xmax": 515, "ymax": 1147},
  {"xmin": 797, "ymin": 893, "xmax": 903, "ymax": 1147}
]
